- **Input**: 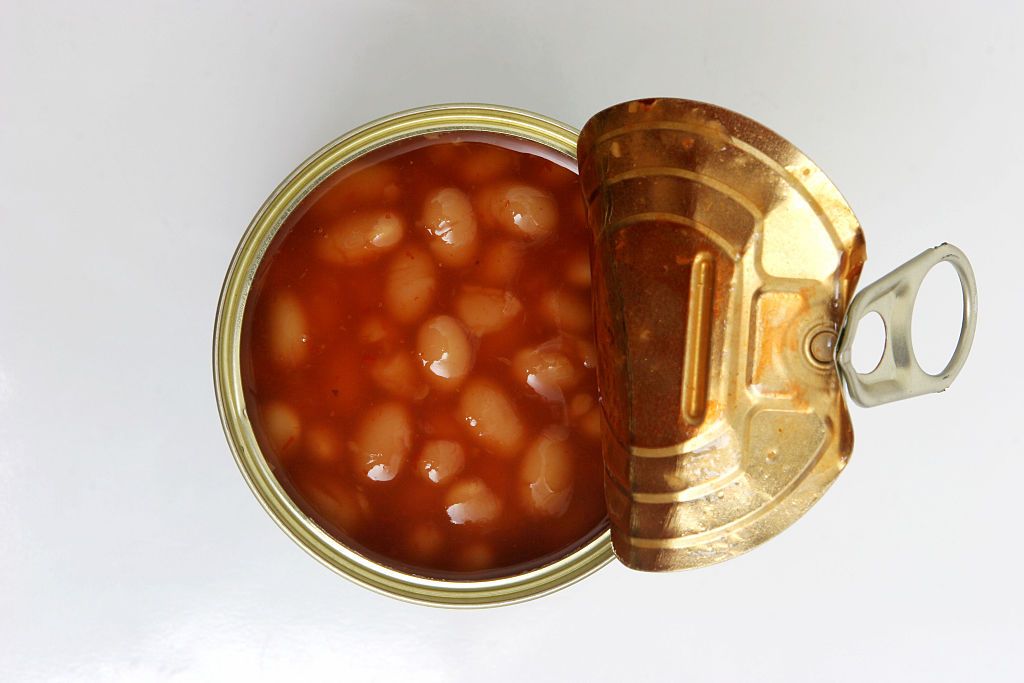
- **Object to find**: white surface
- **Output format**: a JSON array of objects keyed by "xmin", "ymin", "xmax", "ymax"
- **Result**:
[{"xmin": 2, "ymin": 1, "xmax": 1022, "ymax": 681}]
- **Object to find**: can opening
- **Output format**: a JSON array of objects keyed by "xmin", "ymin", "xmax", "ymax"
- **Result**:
[{"xmin": 238, "ymin": 130, "xmax": 608, "ymax": 582}]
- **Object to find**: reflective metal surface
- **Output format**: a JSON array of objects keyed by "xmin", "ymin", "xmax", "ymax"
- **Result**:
[
  {"xmin": 579, "ymin": 98, "xmax": 866, "ymax": 572},
  {"xmin": 836, "ymin": 243, "xmax": 978, "ymax": 407}
]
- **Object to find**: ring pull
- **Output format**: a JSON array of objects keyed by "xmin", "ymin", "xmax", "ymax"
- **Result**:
[{"xmin": 836, "ymin": 243, "xmax": 978, "ymax": 408}]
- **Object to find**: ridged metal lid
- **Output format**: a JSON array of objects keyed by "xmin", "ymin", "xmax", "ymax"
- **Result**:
[{"xmin": 578, "ymin": 98, "xmax": 867, "ymax": 571}]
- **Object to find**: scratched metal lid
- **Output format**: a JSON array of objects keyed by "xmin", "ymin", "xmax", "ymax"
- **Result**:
[{"xmin": 577, "ymin": 98, "xmax": 977, "ymax": 572}]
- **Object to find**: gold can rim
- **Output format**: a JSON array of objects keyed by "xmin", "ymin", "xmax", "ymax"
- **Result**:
[{"xmin": 213, "ymin": 103, "xmax": 614, "ymax": 608}]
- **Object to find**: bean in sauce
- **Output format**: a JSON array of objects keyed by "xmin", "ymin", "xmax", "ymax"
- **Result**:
[{"xmin": 241, "ymin": 131, "xmax": 606, "ymax": 580}]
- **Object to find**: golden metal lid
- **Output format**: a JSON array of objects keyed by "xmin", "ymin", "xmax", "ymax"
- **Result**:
[{"xmin": 578, "ymin": 98, "xmax": 976, "ymax": 572}]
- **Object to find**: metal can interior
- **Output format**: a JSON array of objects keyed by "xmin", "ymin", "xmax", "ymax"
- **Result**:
[{"xmin": 213, "ymin": 104, "xmax": 614, "ymax": 607}]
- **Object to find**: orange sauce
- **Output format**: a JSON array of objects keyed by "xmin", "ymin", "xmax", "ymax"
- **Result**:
[{"xmin": 241, "ymin": 132, "xmax": 606, "ymax": 579}]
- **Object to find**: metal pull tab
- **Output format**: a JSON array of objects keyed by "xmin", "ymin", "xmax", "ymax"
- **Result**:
[{"xmin": 836, "ymin": 243, "xmax": 978, "ymax": 407}]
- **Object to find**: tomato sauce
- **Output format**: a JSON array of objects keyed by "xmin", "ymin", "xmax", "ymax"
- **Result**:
[{"xmin": 240, "ymin": 131, "xmax": 606, "ymax": 580}]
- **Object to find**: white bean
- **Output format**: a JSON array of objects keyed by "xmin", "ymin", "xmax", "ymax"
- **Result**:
[
  {"xmin": 305, "ymin": 164, "xmax": 399, "ymax": 225},
  {"xmin": 483, "ymin": 183, "xmax": 558, "ymax": 240},
  {"xmin": 305, "ymin": 482, "xmax": 367, "ymax": 533},
  {"xmin": 353, "ymin": 401, "xmax": 413, "ymax": 482},
  {"xmin": 421, "ymin": 187, "xmax": 479, "ymax": 267},
  {"xmin": 458, "ymin": 145, "xmax": 516, "ymax": 184},
  {"xmin": 338, "ymin": 164, "xmax": 400, "ymax": 205},
  {"xmin": 456, "ymin": 542, "xmax": 496, "ymax": 571},
  {"xmin": 417, "ymin": 440, "xmax": 465, "ymax": 484},
  {"xmin": 319, "ymin": 210, "xmax": 404, "ymax": 265},
  {"xmin": 568, "ymin": 393, "xmax": 595, "ymax": 419},
  {"xmin": 445, "ymin": 478, "xmax": 500, "ymax": 525},
  {"xmin": 369, "ymin": 351, "xmax": 428, "ymax": 400},
  {"xmin": 262, "ymin": 400, "xmax": 301, "ymax": 456},
  {"xmin": 539, "ymin": 289, "xmax": 592, "ymax": 334},
  {"xmin": 425, "ymin": 141, "xmax": 459, "ymax": 168},
  {"xmin": 455, "ymin": 286, "xmax": 523, "ymax": 336},
  {"xmin": 385, "ymin": 247, "xmax": 438, "ymax": 325},
  {"xmin": 416, "ymin": 315, "xmax": 474, "ymax": 386},
  {"xmin": 357, "ymin": 315, "xmax": 397, "ymax": 350},
  {"xmin": 458, "ymin": 379, "xmax": 524, "ymax": 457},
  {"xmin": 305, "ymin": 424, "xmax": 340, "ymax": 464},
  {"xmin": 520, "ymin": 429, "xmax": 575, "ymax": 517},
  {"xmin": 268, "ymin": 293, "xmax": 309, "ymax": 367},
  {"xmin": 407, "ymin": 523, "xmax": 443, "ymax": 560},
  {"xmin": 512, "ymin": 342, "xmax": 579, "ymax": 401}
]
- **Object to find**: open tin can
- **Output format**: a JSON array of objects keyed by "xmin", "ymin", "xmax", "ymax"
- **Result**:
[
  {"xmin": 215, "ymin": 105, "xmax": 614, "ymax": 606},
  {"xmin": 214, "ymin": 101, "xmax": 977, "ymax": 607}
]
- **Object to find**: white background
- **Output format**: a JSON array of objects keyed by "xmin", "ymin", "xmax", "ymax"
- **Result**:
[{"xmin": 2, "ymin": 1, "xmax": 1022, "ymax": 681}]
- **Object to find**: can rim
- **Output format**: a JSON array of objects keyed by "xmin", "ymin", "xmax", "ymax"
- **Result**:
[{"xmin": 213, "ymin": 103, "xmax": 614, "ymax": 608}]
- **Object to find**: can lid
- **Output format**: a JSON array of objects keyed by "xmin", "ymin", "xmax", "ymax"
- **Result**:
[{"xmin": 577, "ymin": 98, "xmax": 866, "ymax": 571}]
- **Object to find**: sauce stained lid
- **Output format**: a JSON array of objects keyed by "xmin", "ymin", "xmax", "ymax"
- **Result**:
[{"xmin": 576, "ymin": 98, "xmax": 977, "ymax": 571}]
